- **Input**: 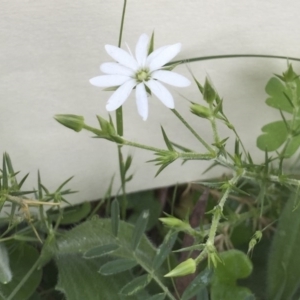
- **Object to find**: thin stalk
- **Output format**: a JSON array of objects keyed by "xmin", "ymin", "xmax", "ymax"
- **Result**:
[
  {"xmin": 168, "ymin": 54, "xmax": 300, "ymax": 66},
  {"xmin": 209, "ymin": 103, "xmax": 220, "ymax": 145},
  {"xmin": 171, "ymin": 109, "xmax": 214, "ymax": 153},
  {"xmin": 7, "ymin": 256, "xmax": 42, "ymax": 300},
  {"xmin": 116, "ymin": 0, "xmax": 127, "ymax": 218},
  {"xmin": 133, "ymin": 253, "xmax": 177, "ymax": 300}
]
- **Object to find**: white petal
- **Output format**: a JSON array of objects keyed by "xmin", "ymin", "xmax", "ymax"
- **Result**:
[
  {"xmin": 146, "ymin": 46, "xmax": 168, "ymax": 67},
  {"xmin": 148, "ymin": 43, "xmax": 181, "ymax": 71},
  {"xmin": 89, "ymin": 75, "xmax": 130, "ymax": 87},
  {"xmin": 135, "ymin": 83, "xmax": 148, "ymax": 120},
  {"xmin": 100, "ymin": 62, "xmax": 134, "ymax": 76},
  {"xmin": 106, "ymin": 79, "xmax": 136, "ymax": 111},
  {"xmin": 152, "ymin": 70, "xmax": 191, "ymax": 87},
  {"xmin": 145, "ymin": 79, "xmax": 174, "ymax": 109},
  {"xmin": 135, "ymin": 34, "xmax": 149, "ymax": 66},
  {"xmin": 105, "ymin": 45, "xmax": 139, "ymax": 70}
]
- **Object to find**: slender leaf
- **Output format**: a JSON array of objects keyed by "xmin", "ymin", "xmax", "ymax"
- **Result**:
[
  {"xmin": 0, "ymin": 243, "xmax": 12, "ymax": 284},
  {"xmin": 111, "ymin": 198, "xmax": 120, "ymax": 237},
  {"xmin": 99, "ymin": 258, "xmax": 137, "ymax": 275},
  {"xmin": 119, "ymin": 274, "xmax": 152, "ymax": 296},
  {"xmin": 83, "ymin": 244, "xmax": 119, "ymax": 259},
  {"xmin": 131, "ymin": 210, "xmax": 149, "ymax": 251},
  {"xmin": 152, "ymin": 231, "xmax": 178, "ymax": 270}
]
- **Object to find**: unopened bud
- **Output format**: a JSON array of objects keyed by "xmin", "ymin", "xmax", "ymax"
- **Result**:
[
  {"xmin": 190, "ymin": 103, "xmax": 212, "ymax": 119},
  {"xmin": 54, "ymin": 114, "xmax": 84, "ymax": 132},
  {"xmin": 164, "ymin": 258, "xmax": 196, "ymax": 277},
  {"xmin": 159, "ymin": 217, "xmax": 192, "ymax": 232}
]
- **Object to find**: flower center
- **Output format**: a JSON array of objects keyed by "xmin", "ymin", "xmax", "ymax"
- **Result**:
[{"xmin": 136, "ymin": 69, "xmax": 150, "ymax": 82}]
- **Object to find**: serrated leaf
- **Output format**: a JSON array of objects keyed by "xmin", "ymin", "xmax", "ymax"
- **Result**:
[
  {"xmin": 0, "ymin": 243, "xmax": 12, "ymax": 284},
  {"xmin": 152, "ymin": 231, "xmax": 177, "ymax": 270},
  {"xmin": 83, "ymin": 244, "xmax": 119, "ymax": 259},
  {"xmin": 119, "ymin": 274, "xmax": 152, "ymax": 296},
  {"xmin": 131, "ymin": 210, "xmax": 149, "ymax": 251},
  {"xmin": 181, "ymin": 268, "xmax": 213, "ymax": 300},
  {"xmin": 99, "ymin": 258, "xmax": 137, "ymax": 275}
]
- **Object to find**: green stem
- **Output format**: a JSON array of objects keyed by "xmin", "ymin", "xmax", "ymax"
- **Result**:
[
  {"xmin": 209, "ymin": 103, "xmax": 220, "ymax": 145},
  {"xmin": 195, "ymin": 172, "xmax": 242, "ymax": 265},
  {"xmin": 7, "ymin": 256, "xmax": 42, "ymax": 300},
  {"xmin": 171, "ymin": 109, "xmax": 214, "ymax": 153},
  {"xmin": 169, "ymin": 54, "xmax": 300, "ymax": 66},
  {"xmin": 133, "ymin": 253, "xmax": 177, "ymax": 300},
  {"xmin": 116, "ymin": 0, "xmax": 127, "ymax": 218}
]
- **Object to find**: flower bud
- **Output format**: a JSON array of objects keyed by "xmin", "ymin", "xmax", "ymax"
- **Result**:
[
  {"xmin": 55, "ymin": 114, "xmax": 84, "ymax": 132},
  {"xmin": 164, "ymin": 258, "xmax": 196, "ymax": 277},
  {"xmin": 203, "ymin": 78, "xmax": 216, "ymax": 103},
  {"xmin": 190, "ymin": 103, "xmax": 212, "ymax": 119},
  {"xmin": 159, "ymin": 217, "xmax": 192, "ymax": 232}
]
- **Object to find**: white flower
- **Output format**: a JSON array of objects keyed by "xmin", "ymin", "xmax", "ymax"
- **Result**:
[{"xmin": 89, "ymin": 33, "xmax": 191, "ymax": 121}]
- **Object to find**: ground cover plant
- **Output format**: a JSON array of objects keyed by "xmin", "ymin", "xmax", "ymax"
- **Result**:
[{"xmin": 2, "ymin": 1, "xmax": 300, "ymax": 299}]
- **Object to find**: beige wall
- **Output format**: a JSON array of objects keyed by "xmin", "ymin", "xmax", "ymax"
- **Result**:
[{"xmin": 1, "ymin": 0, "xmax": 299, "ymax": 203}]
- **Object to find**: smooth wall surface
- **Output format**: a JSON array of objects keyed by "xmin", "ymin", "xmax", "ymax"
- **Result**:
[{"xmin": 1, "ymin": 0, "xmax": 299, "ymax": 203}]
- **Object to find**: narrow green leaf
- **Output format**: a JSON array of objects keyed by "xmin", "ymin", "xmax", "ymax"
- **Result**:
[
  {"xmin": 99, "ymin": 258, "xmax": 137, "ymax": 275},
  {"xmin": 267, "ymin": 195, "xmax": 300, "ymax": 300},
  {"xmin": 148, "ymin": 31, "xmax": 155, "ymax": 55},
  {"xmin": 131, "ymin": 210, "xmax": 149, "ymax": 251},
  {"xmin": 152, "ymin": 231, "xmax": 178, "ymax": 270},
  {"xmin": 119, "ymin": 274, "xmax": 152, "ymax": 296},
  {"xmin": 145, "ymin": 293, "xmax": 166, "ymax": 300},
  {"xmin": 83, "ymin": 244, "xmax": 119, "ymax": 259},
  {"xmin": 0, "ymin": 243, "xmax": 12, "ymax": 284},
  {"xmin": 37, "ymin": 171, "xmax": 43, "ymax": 200},
  {"xmin": 56, "ymin": 176, "xmax": 74, "ymax": 192},
  {"xmin": 160, "ymin": 127, "xmax": 174, "ymax": 151},
  {"xmin": 2, "ymin": 154, "xmax": 8, "ymax": 190},
  {"xmin": 111, "ymin": 198, "xmax": 120, "ymax": 237},
  {"xmin": 181, "ymin": 268, "xmax": 213, "ymax": 300}
]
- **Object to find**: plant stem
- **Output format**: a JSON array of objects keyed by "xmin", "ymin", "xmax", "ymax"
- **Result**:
[
  {"xmin": 171, "ymin": 109, "xmax": 214, "ymax": 153},
  {"xmin": 169, "ymin": 54, "xmax": 300, "ymax": 66},
  {"xmin": 133, "ymin": 253, "xmax": 177, "ymax": 300},
  {"xmin": 116, "ymin": 0, "xmax": 127, "ymax": 218},
  {"xmin": 7, "ymin": 256, "xmax": 42, "ymax": 300}
]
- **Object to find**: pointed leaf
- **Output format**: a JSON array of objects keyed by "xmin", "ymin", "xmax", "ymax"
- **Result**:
[
  {"xmin": 132, "ymin": 210, "xmax": 149, "ymax": 251},
  {"xmin": 119, "ymin": 274, "xmax": 152, "ymax": 296},
  {"xmin": 161, "ymin": 127, "xmax": 174, "ymax": 151},
  {"xmin": 181, "ymin": 268, "xmax": 213, "ymax": 300},
  {"xmin": 152, "ymin": 231, "xmax": 178, "ymax": 270},
  {"xmin": 111, "ymin": 198, "xmax": 120, "ymax": 237},
  {"xmin": 99, "ymin": 258, "xmax": 137, "ymax": 275},
  {"xmin": 83, "ymin": 244, "xmax": 119, "ymax": 259}
]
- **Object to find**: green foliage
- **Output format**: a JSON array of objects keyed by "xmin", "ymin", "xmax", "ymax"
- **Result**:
[
  {"xmin": 210, "ymin": 250, "xmax": 254, "ymax": 300},
  {"xmin": 257, "ymin": 72, "xmax": 300, "ymax": 157},
  {"xmin": 53, "ymin": 218, "xmax": 170, "ymax": 299},
  {"xmin": 0, "ymin": 243, "xmax": 42, "ymax": 300},
  {"xmin": 267, "ymin": 195, "xmax": 300, "ymax": 300}
]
